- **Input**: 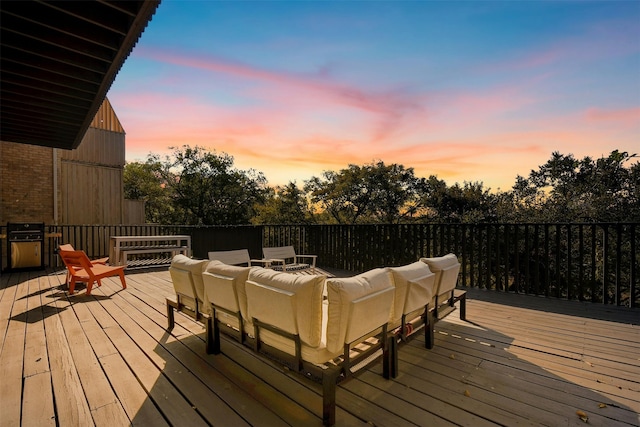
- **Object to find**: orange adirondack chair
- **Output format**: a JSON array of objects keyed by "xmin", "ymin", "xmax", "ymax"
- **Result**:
[
  {"xmin": 59, "ymin": 244, "xmax": 109, "ymax": 285},
  {"xmin": 59, "ymin": 249, "xmax": 126, "ymax": 295}
]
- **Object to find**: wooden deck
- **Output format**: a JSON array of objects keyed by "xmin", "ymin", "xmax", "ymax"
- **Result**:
[{"xmin": 1, "ymin": 267, "xmax": 638, "ymax": 426}]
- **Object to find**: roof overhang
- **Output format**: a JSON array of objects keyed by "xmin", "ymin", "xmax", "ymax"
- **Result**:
[{"xmin": 1, "ymin": 0, "xmax": 160, "ymax": 150}]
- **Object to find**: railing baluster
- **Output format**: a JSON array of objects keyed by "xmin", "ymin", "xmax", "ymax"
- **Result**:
[{"xmin": 15, "ymin": 221, "xmax": 635, "ymax": 307}]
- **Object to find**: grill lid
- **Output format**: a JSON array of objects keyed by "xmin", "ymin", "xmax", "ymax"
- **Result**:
[{"xmin": 7, "ymin": 223, "xmax": 45, "ymax": 240}]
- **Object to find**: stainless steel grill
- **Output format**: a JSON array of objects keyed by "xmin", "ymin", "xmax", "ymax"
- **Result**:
[{"xmin": 6, "ymin": 222, "xmax": 45, "ymax": 271}]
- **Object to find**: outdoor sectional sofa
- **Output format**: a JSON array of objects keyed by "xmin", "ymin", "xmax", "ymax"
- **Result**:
[{"xmin": 166, "ymin": 253, "xmax": 464, "ymax": 426}]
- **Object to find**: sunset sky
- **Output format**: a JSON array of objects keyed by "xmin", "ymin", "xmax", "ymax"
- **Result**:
[{"xmin": 107, "ymin": 0, "xmax": 640, "ymax": 191}]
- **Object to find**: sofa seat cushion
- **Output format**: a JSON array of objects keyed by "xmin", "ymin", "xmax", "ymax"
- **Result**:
[
  {"xmin": 247, "ymin": 268, "xmax": 325, "ymax": 347},
  {"xmin": 387, "ymin": 262, "xmax": 435, "ymax": 326},
  {"xmin": 325, "ymin": 268, "xmax": 394, "ymax": 354},
  {"xmin": 169, "ymin": 254, "xmax": 209, "ymax": 305}
]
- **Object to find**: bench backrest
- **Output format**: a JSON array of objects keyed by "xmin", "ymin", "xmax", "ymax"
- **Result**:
[
  {"xmin": 420, "ymin": 254, "xmax": 461, "ymax": 297},
  {"xmin": 59, "ymin": 243, "xmax": 74, "ymax": 252},
  {"xmin": 208, "ymin": 249, "xmax": 251, "ymax": 266},
  {"xmin": 263, "ymin": 246, "xmax": 296, "ymax": 261},
  {"xmin": 59, "ymin": 249, "xmax": 94, "ymax": 276}
]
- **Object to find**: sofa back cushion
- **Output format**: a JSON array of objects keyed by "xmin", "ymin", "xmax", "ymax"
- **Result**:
[
  {"xmin": 246, "ymin": 268, "xmax": 325, "ymax": 347},
  {"xmin": 169, "ymin": 255, "xmax": 208, "ymax": 304},
  {"xmin": 203, "ymin": 260, "xmax": 252, "ymax": 318},
  {"xmin": 420, "ymin": 254, "xmax": 460, "ymax": 296},
  {"xmin": 388, "ymin": 262, "xmax": 435, "ymax": 323},
  {"xmin": 325, "ymin": 268, "xmax": 394, "ymax": 354}
]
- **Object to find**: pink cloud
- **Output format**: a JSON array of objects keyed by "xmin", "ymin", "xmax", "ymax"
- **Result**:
[
  {"xmin": 584, "ymin": 107, "xmax": 640, "ymax": 127},
  {"xmin": 136, "ymin": 47, "xmax": 424, "ymax": 142},
  {"xmin": 114, "ymin": 34, "xmax": 638, "ymax": 191}
]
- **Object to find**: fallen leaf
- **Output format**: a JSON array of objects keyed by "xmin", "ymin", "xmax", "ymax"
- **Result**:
[
  {"xmin": 464, "ymin": 390, "xmax": 470, "ymax": 397},
  {"xmin": 576, "ymin": 410, "xmax": 589, "ymax": 422},
  {"xmin": 598, "ymin": 403, "xmax": 607, "ymax": 409},
  {"xmin": 450, "ymin": 354, "xmax": 455, "ymax": 359}
]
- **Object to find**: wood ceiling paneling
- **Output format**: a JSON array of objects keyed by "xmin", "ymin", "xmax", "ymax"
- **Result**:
[{"xmin": 0, "ymin": 0, "xmax": 160, "ymax": 149}]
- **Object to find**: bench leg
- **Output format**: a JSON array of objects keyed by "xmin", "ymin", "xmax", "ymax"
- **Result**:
[
  {"xmin": 425, "ymin": 308, "xmax": 434, "ymax": 349},
  {"xmin": 86, "ymin": 279, "xmax": 97, "ymax": 295},
  {"xmin": 322, "ymin": 366, "xmax": 340, "ymax": 426},
  {"xmin": 166, "ymin": 298, "xmax": 176, "ymax": 330},
  {"xmin": 383, "ymin": 334, "xmax": 398, "ymax": 379},
  {"xmin": 206, "ymin": 316, "xmax": 221, "ymax": 355},
  {"xmin": 459, "ymin": 292, "xmax": 467, "ymax": 321},
  {"xmin": 118, "ymin": 271, "xmax": 127, "ymax": 290}
]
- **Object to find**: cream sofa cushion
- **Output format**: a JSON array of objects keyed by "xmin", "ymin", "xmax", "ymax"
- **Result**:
[
  {"xmin": 420, "ymin": 253, "xmax": 458, "ymax": 272},
  {"xmin": 420, "ymin": 253, "xmax": 460, "ymax": 296},
  {"xmin": 247, "ymin": 268, "xmax": 325, "ymax": 347},
  {"xmin": 325, "ymin": 268, "xmax": 393, "ymax": 354},
  {"xmin": 203, "ymin": 260, "xmax": 252, "ymax": 320},
  {"xmin": 245, "ymin": 299, "xmax": 338, "ymax": 364},
  {"xmin": 169, "ymin": 254, "xmax": 208, "ymax": 304},
  {"xmin": 388, "ymin": 262, "xmax": 435, "ymax": 324}
]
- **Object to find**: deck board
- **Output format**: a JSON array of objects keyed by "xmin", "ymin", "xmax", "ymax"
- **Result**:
[{"xmin": 1, "ymin": 267, "xmax": 638, "ymax": 427}]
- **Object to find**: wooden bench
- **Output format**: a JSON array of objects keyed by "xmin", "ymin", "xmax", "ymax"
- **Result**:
[
  {"xmin": 109, "ymin": 235, "xmax": 191, "ymax": 267},
  {"xmin": 121, "ymin": 245, "xmax": 189, "ymax": 266},
  {"xmin": 207, "ymin": 249, "xmax": 271, "ymax": 267}
]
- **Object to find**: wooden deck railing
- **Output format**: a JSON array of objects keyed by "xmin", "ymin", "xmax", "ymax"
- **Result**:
[{"xmin": 1, "ymin": 222, "xmax": 637, "ymax": 307}]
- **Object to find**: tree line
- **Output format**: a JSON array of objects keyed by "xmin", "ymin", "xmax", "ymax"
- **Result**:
[{"xmin": 124, "ymin": 146, "xmax": 639, "ymax": 225}]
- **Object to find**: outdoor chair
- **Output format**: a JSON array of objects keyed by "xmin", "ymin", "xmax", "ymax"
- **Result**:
[
  {"xmin": 58, "ymin": 249, "xmax": 126, "ymax": 295},
  {"xmin": 59, "ymin": 243, "xmax": 109, "ymax": 285},
  {"xmin": 262, "ymin": 245, "xmax": 317, "ymax": 272}
]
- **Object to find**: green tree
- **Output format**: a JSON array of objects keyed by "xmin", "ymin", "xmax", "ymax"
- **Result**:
[
  {"xmin": 252, "ymin": 182, "xmax": 314, "ymax": 224},
  {"xmin": 304, "ymin": 161, "xmax": 423, "ymax": 224},
  {"xmin": 124, "ymin": 156, "xmax": 181, "ymax": 223},
  {"xmin": 420, "ymin": 177, "xmax": 497, "ymax": 223},
  {"xmin": 163, "ymin": 146, "xmax": 269, "ymax": 225},
  {"xmin": 509, "ymin": 150, "xmax": 639, "ymax": 222}
]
